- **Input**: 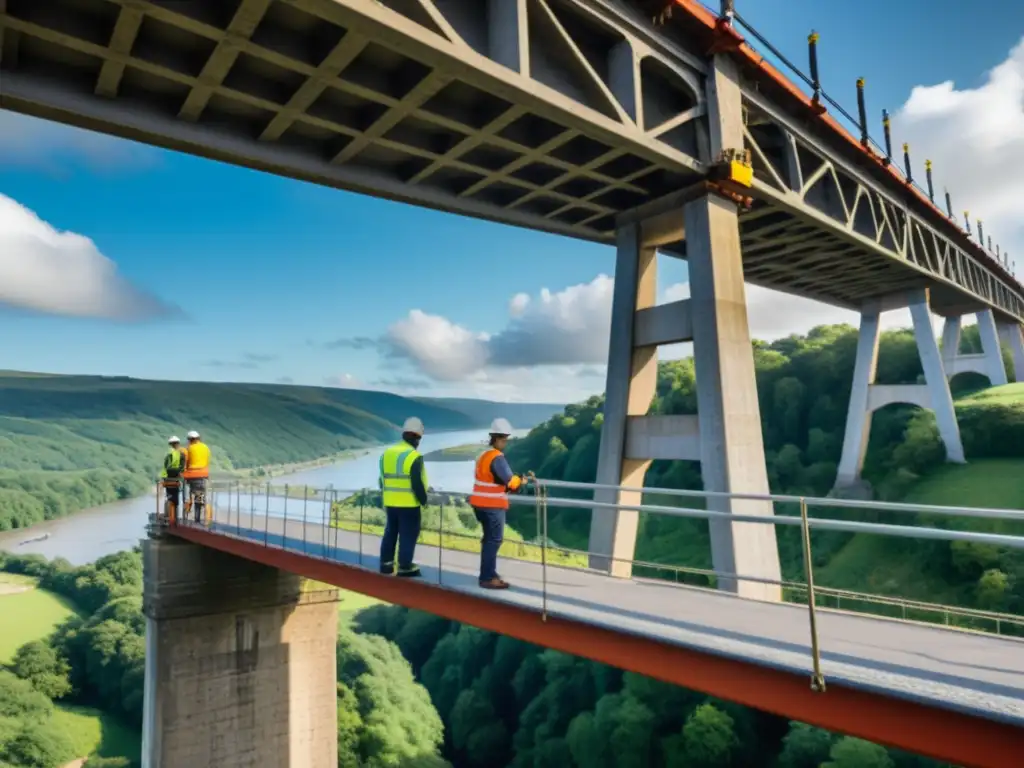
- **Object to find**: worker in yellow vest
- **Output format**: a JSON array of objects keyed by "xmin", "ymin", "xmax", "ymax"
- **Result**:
[
  {"xmin": 160, "ymin": 436, "xmax": 186, "ymax": 520},
  {"xmin": 378, "ymin": 417, "xmax": 429, "ymax": 578},
  {"xmin": 183, "ymin": 430, "xmax": 211, "ymax": 523},
  {"xmin": 468, "ymin": 418, "xmax": 530, "ymax": 590}
]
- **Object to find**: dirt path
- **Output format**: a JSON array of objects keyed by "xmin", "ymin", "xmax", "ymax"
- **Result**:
[
  {"xmin": 0, "ymin": 583, "xmax": 32, "ymax": 596},
  {"xmin": 59, "ymin": 759, "xmax": 86, "ymax": 768}
]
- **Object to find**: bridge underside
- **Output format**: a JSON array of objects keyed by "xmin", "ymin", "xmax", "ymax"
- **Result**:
[
  {"xmin": 171, "ymin": 520, "xmax": 1023, "ymax": 768},
  {"xmin": 2, "ymin": 0, "xmax": 1021, "ymax": 320}
]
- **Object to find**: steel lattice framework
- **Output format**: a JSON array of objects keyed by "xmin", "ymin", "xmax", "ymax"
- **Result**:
[{"xmin": 1, "ymin": 0, "xmax": 1021, "ymax": 321}]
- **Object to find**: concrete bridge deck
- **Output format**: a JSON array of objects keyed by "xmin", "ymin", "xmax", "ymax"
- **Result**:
[{"xmin": 169, "ymin": 508, "xmax": 1024, "ymax": 768}]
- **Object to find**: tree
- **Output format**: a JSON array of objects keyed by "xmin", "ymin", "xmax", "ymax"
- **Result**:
[
  {"xmin": 675, "ymin": 703, "xmax": 738, "ymax": 768},
  {"xmin": 823, "ymin": 737, "xmax": 895, "ymax": 768},
  {"xmin": 336, "ymin": 627, "xmax": 447, "ymax": 767},
  {"xmin": 10, "ymin": 641, "xmax": 72, "ymax": 700},
  {"xmin": 0, "ymin": 721, "xmax": 76, "ymax": 768},
  {"xmin": 776, "ymin": 722, "xmax": 833, "ymax": 768}
]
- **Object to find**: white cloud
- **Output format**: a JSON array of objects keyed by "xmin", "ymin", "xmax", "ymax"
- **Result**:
[
  {"xmin": 0, "ymin": 193, "xmax": 180, "ymax": 320},
  {"xmin": 893, "ymin": 37, "xmax": 1024, "ymax": 267},
  {"xmin": 0, "ymin": 110, "xmax": 153, "ymax": 170}
]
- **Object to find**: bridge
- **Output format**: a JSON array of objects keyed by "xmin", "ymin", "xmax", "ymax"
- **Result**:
[
  {"xmin": 143, "ymin": 480, "xmax": 1024, "ymax": 768},
  {"xmin": 4, "ymin": 0, "xmax": 1024, "ymax": 763}
]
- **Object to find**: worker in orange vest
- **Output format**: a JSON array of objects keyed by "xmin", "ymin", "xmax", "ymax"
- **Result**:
[{"xmin": 468, "ymin": 418, "xmax": 531, "ymax": 590}]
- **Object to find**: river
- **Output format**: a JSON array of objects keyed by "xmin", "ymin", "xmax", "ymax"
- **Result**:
[{"xmin": 0, "ymin": 428, "xmax": 526, "ymax": 565}]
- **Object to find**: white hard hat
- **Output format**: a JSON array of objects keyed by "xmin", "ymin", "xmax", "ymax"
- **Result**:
[
  {"xmin": 489, "ymin": 418, "xmax": 513, "ymax": 436},
  {"xmin": 402, "ymin": 417, "xmax": 425, "ymax": 436},
  {"xmin": 168, "ymin": 436, "xmax": 180, "ymax": 444},
  {"xmin": 187, "ymin": 430, "xmax": 200, "ymax": 439}
]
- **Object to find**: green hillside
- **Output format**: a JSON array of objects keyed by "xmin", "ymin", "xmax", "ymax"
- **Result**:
[
  {"xmin": 416, "ymin": 396, "xmax": 563, "ymax": 430},
  {"xmin": 0, "ymin": 371, "xmax": 529, "ymax": 531}
]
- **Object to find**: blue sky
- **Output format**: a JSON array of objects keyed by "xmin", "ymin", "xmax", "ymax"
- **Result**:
[{"xmin": 1, "ymin": 0, "xmax": 1022, "ymax": 403}]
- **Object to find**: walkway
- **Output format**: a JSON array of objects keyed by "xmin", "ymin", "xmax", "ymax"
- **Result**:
[{"xmin": 170, "ymin": 509, "xmax": 1024, "ymax": 767}]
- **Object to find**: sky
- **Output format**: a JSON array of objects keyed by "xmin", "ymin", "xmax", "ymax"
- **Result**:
[{"xmin": 1, "ymin": 0, "xmax": 1023, "ymax": 404}]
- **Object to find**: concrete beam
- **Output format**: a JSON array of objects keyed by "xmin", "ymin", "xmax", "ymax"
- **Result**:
[
  {"xmin": 625, "ymin": 414, "xmax": 701, "ymax": 462},
  {"xmin": 868, "ymin": 384, "xmax": 930, "ymax": 412},
  {"xmin": 909, "ymin": 294, "xmax": 965, "ymax": 463},
  {"xmin": 634, "ymin": 300, "xmax": 693, "ymax": 347},
  {"xmin": 142, "ymin": 536, "xmax": 339, "ymax": 768}
]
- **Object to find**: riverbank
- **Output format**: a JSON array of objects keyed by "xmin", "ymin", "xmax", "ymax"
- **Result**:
[{"xmin": 422, "ymin": 443, "xmax": 482, "ymax": 462}]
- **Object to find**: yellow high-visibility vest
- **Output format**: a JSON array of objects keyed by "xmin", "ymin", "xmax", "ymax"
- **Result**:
[{"xmin": 379, "ymin": 442, "xmax": 427, "ymax": 508}]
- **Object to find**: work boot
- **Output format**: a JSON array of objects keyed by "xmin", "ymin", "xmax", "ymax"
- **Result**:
[
  {"xmin": 397, "ymin": 565, "xmax": 422, "ymax": 578},
  {"xmin": 479, "ymin": 577, "xmax": 509, "ymax": 590},
  {"xmin": 380, "ymin": 562, "xmax": 395, "ymax": 576}
]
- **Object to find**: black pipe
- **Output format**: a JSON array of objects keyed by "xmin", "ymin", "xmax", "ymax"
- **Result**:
[
  {"xmin": 856, "ymin": 78, "xmax": 868, "ymax": 147},
  {"xmin": 808, "ymin": 32, "xmax": 821, "ymax": 104},
  {"xmin": 978, "ymin": 220, "xmax": 985, "ymax": 246},
  {"xmin": 925, "ymin": 160, "xmax": 934, "ymax": 202},
  {"xmin": 965, "ymin": 214, "xmax": 972, "ymax": 235},
  {"xmin": 902, "ymin": 143, "xmax": 913, "ymax": 184},
  {"xmin": 882, "ymin": 110, "xmax": 893, "ymax": 166},
  {"xmin": 945, "ymin": 190, "xmax": 953, "ymax": 218}
]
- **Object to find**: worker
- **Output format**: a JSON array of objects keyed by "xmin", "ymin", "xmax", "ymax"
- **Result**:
[
  {"xmin": 183, "ymin": 430, "xmax": 211, "ymax": 523},
  {"xmin": 378, "ymin": 417, "xmax": 429, "ymax": 578},
  {"xmin": 468, "ymin": 418, "xmax": 530, "ymax": 590},
  {"xmin": 160, "ymin": 436, "xmax": 186, "ymax": 518}
]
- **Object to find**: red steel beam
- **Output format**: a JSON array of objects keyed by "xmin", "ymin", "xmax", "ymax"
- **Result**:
[
  {"xmin": 172, "ymin": 526, "xmax": 1022, "ymax": 767},
  {"xmin": 665, "ymin": 0, "xmax": 1018, "ymax": 292}
]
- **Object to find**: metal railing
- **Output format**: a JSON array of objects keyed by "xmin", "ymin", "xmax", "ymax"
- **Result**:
[{"xmin": 153, "ymin": 476, "xmax": 1024, "ymax": 691}]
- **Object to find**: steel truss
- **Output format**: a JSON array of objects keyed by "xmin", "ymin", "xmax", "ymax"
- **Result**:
[
  {"xmin": 1, "ymin": 0, "xmax": 1021, "ymax": 322},
  {"xmin": 0, "ymin": 0, "xmax": 708, "ymax": 238},
  {"xmin": 739, "ymin": 91, "xmax": 1024, "ymax": 321}
]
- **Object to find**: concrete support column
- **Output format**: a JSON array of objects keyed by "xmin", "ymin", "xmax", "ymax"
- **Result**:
[
  {"xmin": 142, "ymin": 536, "xmax": 339, "ymax": 768},
  {"xmin": 940, "ymin": 316, "xmax": 961, "ymax": 374},
  {"xmin": 589, "ymin": 223, "xmax": 658, "ymax": 577},
  {"xmin": 835, "ymin": 290, "xmax": 965, "ymax": 490},
  {"xmin": 835, "ymin": 309, "xmax": 882, "ymax": 488},
  {"xmin": 997, "ymin": 321, "xmax": 1024, "ymax": 382},
  {"xmin": 976, "ymin": 309, "xmax": 1009, "ymax": 386},
  {"xmin": 687, "ymin": 192, "xmax": 782, "ymax": 601},
  {"xmin": 909, "ymin": 297, "xmax": 965, "ymax": 463}
]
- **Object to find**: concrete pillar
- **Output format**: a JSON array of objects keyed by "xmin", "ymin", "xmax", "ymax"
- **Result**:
[
  {"xmin": 488, "ymin": 0, "xmax": 528, "ymax": 75},
  {"xmin": 687, "ymin": 192, "xmax": 782, "ymax": 601},
  {"xmin": 835, "ymin": 290, "xmax": 965, "ymax": 490},
  {"xmin": 141, "ymin": 536, "xmax": 339, "ymax": 768},
  {"xmin": 976, "ymin": 309, "xmax": 1009, "ymax": 387},
  {"xmin": 590, "ymin": 223, "xmax": 658, "ymax": 577},
  {"xmin": 940, "ymin": 316, "xmax": 961, "ymax": 373},
  {"xmin": 997, "ymin": 321, "xmax": 1024, "ymax": 382},
  {"xmin": 835, "ymin": 309, "xmax": 882, "ymax": 488},
  {"xmin": 909, "ymin": 296, "xmax": 965, "ymax": 463}
]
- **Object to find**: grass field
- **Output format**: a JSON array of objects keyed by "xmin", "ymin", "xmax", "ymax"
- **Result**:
[
  {"xmin": 0, "ymin": 573, "xmax": 79, "ymax": 663},
  {"xmin": 53, "ymin": 704, "xmax": 141, "ymax": 764},
  {"xmin": 816, "ymin": 457, "xmax": 1024, "ymax": 613}
]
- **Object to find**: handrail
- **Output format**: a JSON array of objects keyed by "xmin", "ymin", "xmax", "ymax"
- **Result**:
[{"xmin": 158, "ymin": 476, "xmax": 1024, "ymax": 694}]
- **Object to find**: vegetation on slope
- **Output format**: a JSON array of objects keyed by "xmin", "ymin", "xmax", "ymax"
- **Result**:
[
  {"xmin": 415, "ymin": 398, "xmax": 563, "ymax": 432},
  {"xmin": 0, "ymin": 371, "xmax": 524, "ymax": 532}
]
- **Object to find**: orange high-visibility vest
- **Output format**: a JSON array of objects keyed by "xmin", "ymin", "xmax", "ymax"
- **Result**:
[{"xmin": 469, "ymin": 449, "xmax": 509, "ymax": 510}]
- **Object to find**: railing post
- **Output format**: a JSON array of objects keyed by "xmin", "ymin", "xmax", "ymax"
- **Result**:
[
  {"xmin": 358, "ymin": 489, "xmax": 365, "ymax": 567},
  {"xmin": 302, "ymin": 485, "xmax": 308, "ymax": 554},
  {"xmin": 438, "ymin": 497, "xmax": 444, "ymax": 584},
  {"xmin": 799, "ymin": 497, "xmax": 826, "ymax": 692},
  {"xmin": 283, "ymin": 484, "xmax": 290, "ymax": 550},
  {"xmin": 264, "ymin": 483, "xmax": 270, "ymax": 546},
  {"xmin": 540, "ymin": 484, "xmax": 549, "ymax": 622}
]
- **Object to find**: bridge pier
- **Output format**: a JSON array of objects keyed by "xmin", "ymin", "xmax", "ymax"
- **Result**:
[
  {"xmin": 141, "ymin": 535, "xmax": 339, "ymax": 768},
  {"xmin": 835, "ymin": 290, "xmax": 965, "ymax": 490},
  {"xmin": 590, "ymin": 51, "xmax": 781, "ymax": 602},
  {"xmin": 940, "ymin": 310, "xmax": 1008, "ymax": 386}
]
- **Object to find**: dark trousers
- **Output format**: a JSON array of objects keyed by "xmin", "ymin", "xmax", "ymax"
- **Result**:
[
  {"xmin": 381, "ymin": 506, "xmax": 421, "ymax": 570},
  {"xmin": 187, "ymin": 478, "xmax": 207, "ymax": 522},
  {"xmin": 164, "ymin": 484, "xmax": 180, "ymax": 510},
  {"xmin": 473, "ymin": 507, "xmax": 505, "ymax": 582}
]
